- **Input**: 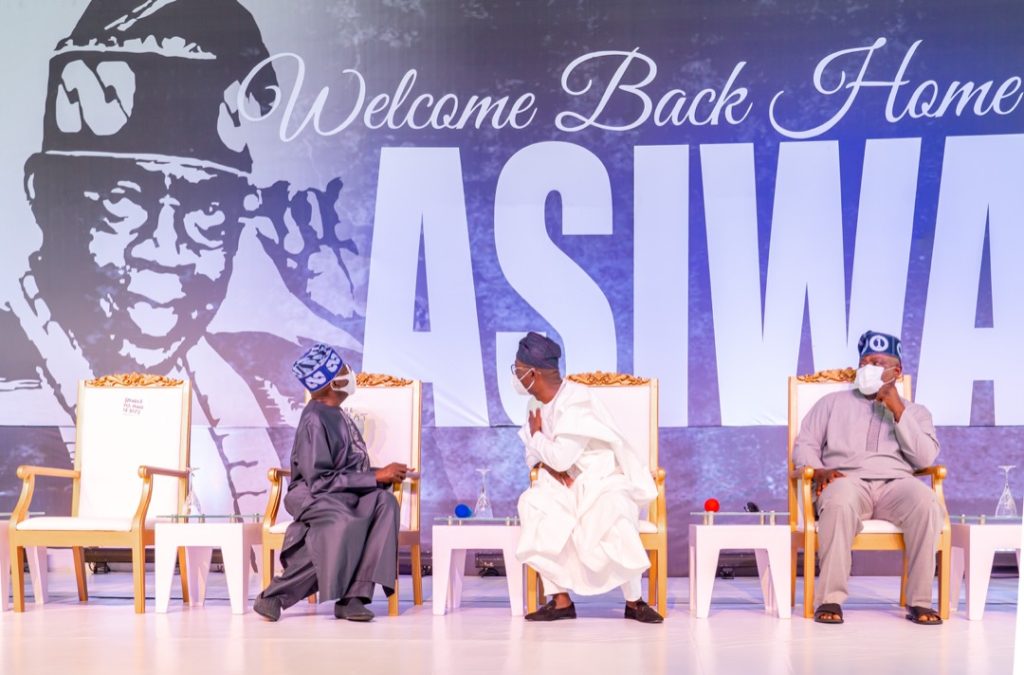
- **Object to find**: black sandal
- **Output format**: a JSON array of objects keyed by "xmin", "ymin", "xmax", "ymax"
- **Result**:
[
  {"xmin": 813, "ymin": 603, "xmax": 844, "ymax": 624},
  {"xmin": 905, "ymin": 606, "xmax": 943, "ymax": 625}
]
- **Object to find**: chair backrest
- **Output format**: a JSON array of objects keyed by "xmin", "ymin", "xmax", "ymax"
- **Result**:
[
  {"xmin": 74, "ymin": 377, "xmax": 191, "ymax": 521},
  {"xmin": 571, "ymin": 376, "xmax": 659, "ymax": 520},
  {"xmin": 787, "ymin": 374, "xmax": 912, "ymax": 527},
  {"xmin": 345, "ymin": 378, "xmax": 422, "ymax": 531}
]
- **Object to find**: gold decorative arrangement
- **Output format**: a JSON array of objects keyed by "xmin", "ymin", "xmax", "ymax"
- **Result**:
[
  {"xmin": 85, "ymin": 372, "xmax": 184, "ymax": 388},
  {"xmin": 568, "ymin": 371, "xmax": 651, "ymax": 386},
  {"xmin": 357, "ymin": 372, "xmax": 413, "ymax": 388},
  {"xmin": 795, "ymin": 368, "xmax": 856, "ymax": 383}
]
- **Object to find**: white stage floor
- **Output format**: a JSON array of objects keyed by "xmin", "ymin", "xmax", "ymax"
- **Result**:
[{"xmin": 1, "ymin": 571, "xmax": 1018, "ymax": 674}]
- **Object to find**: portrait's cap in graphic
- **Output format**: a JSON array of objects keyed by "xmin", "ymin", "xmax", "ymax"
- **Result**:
[
  {"xmin": 857, "ymin": 330, "xmax": 903, "ymax": 362},
  {"xmin": 516, "ymin": 332, "xmax": 562, "ymax": 370},
  {"xmin": 36, "ymin": 0, "xmax": 277, "ymax": 175},
  {"xmin": 292, "ymin": 343, "xmax": 346, "ymax": 393}
]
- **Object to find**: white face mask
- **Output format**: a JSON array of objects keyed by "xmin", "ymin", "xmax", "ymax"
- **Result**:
[
  {"xmin": 511, "ymin": 367, "xmax": 534, "ymax": 396},
  {"xmin": 855, "ymin": 364, "xmax": 893, "ymax": 396},
  {"xmin": 330, "ymin": 369, "xmax": 357, "ymax": 397}
]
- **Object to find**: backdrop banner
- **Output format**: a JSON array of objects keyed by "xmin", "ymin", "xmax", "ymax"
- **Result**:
[{"xmin": 1, "ymin": 0, "xmax": 1021, "ymax": 574}]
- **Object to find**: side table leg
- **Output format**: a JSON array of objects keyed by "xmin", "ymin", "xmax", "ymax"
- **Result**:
[
  {"xmin": 765, "ymin": 540, "xmax": 791, "ymax": 619},
  {"xmin": 950, "ymin": 546, "xmax": 964, "ymax": 612},
  {"xmin": 0, "ymin": 536, "xmax": 10, "ymax": 612},
  {"xmin": 688, "ymin": 540, "xmax": 696, "ymax": 614},
  {"xmin": 966, "ymin": 542, "xmax": 996, "ymax": 621},
  {"xmin": 27, "ymin": 547, "xmax": 49, "ymax": 605},
  {"xmin": 754, "ymin": 548, "xmax": 774, "ymax": 615},
  {"xmin": 501, "ymin": 546, "xmax": 524, "ymax": 616},
  {"xmin": 695, "ymin": 542, "xmax": 719, "ymax": 619},
  {"xmin": 185, "ymin": 547, "xmax": 213, "ymax": 607},
  {"xmin": 154, "ymin": 539, "xmax": 179, "ymax": 613},
  {"xmin": 450, "ymin": 550, "xmax": 467, "ymax": 611},
  {"xmin": 221, "ymin": 534, "xmax": 250, "ymax": 614},
  {"xmin": 432, "ymin": 542, "xmax": 451, "ymax": 616}
]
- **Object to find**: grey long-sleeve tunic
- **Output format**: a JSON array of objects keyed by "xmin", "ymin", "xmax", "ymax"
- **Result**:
[{"xmin": 792, "ymin": 389, "xmax": 940, "ymax": 479}]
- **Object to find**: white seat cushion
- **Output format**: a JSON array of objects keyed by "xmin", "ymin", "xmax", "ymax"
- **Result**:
[
  {"xmin": 637, "ymin": 520, "xmax": 658, "ymax": 534},
  {"xmin": 268, "ymin": 521, "xmax": 292, "ymax": 535},
  {"xmin": 797, "ymin": 519, "xmax": 903, "ymax": 535},
  {"xmin": 16, "ymin": 516, "xmax": 135, "ymax": 532}
]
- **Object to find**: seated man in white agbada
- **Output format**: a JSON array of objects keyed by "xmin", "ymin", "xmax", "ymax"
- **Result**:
[{"xmin": 513, "ymin": 332, "xmax": 663, "ymax": 623}]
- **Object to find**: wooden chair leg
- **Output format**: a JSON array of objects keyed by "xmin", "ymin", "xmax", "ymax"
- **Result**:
[
  {"xmin": 411, "ymin": 543, "xmax": 424, "ymax": 606},
  {"xmin": 389, "ymin": 573, "xmax": 400, "ymax": 616},
  {"xmin": 11, "ymin": 545, "xmax": 26, "ymax": 612},
  {"xmin": 262, "ymin": 547, "xmax": 275, "ymax": 590},
  {"xmin": 132, "ymin": 542, "xmax": 146, "ymax": 614},
  {"xmin": 899, "ymin": 552, "xmax": 908, "ymax": 607},
  {"xmin": 938, "ymin": 543, "xmax": 951, "ymax": 620},
  {"xmin": 647, "ymin": 549, "xmax": 658, "ymax": 607},
  {"xmin": 656, "ymin": 545, "xmax": 668, "ymax": 617},
  {"xmin": 178, "ymin": 548, "xmax": 191, "ymax": 605},
  {"xmin": 790, "ymin": 542, "xmax": 798, "ymax": 607},
  {"xmin": 802, "ymin": 540, "xmax": 816, "ymax": 619},
  {"xmin": 526, "ymin": 566, "xmax": 538, "ymax": 613},
  {"xmin": 72, "ymin": 546, "xmax": 89, "ymax": 602}
]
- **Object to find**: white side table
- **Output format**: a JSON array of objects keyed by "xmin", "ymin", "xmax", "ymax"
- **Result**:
[
  {"xmin": 154, "ymin": 515, "xmax": 262, "ymax": 614},
  {"xmin": 1, "ymin": 515, "xmax": 49, "ymax": 611},
  {"xmin": 688, "ymin": 517, "xmax": 791, "ymax": 619},
  {"xmin": 950, "ymin": 516, "xmax": 1022, "ymax": 620},
  {"xmin": 432, "ymin": 518, "xmax": 523, "ymax": 616}
]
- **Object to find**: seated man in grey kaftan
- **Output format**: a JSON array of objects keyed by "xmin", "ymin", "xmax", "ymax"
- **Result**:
[
  {"xmin": 254, "ymin": 343, "xmax": 409, "ymax": 622},
  {"xmin": 793, "ymin": 330, "xmax": 945, "ymax": 626}
]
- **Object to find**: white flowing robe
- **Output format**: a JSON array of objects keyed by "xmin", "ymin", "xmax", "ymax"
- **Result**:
[{"xmin": 515, "ymin": 380, "xmax": 657, "ymax": 596}]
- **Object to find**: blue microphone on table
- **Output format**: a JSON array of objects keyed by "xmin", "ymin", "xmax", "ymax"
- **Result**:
[{"xmin": 454, "ymin": 503, "xmax": 473, "ymax": 518}]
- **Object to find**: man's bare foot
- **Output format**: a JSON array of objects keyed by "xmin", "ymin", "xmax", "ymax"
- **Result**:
[
  {"xmin": 905, "ymin": 606, "xmax": 943, "ymax": 625},
  {"xmin": 813, "ymin": 603, "xmax": 843, "ymax": 624}
]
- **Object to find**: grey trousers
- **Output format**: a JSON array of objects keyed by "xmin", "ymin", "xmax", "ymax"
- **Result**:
[{"xmin": 815, "ymin": 476, "xmax": 944, "ymax": 608}]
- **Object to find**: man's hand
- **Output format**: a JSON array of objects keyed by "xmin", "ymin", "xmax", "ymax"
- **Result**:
[
  {"xmin": 528, "ymin": 409, "xmax": 542, "ymax": 436},
  {"xmin": 875, "ymin": 381, "xmax": 906, "ymax": 421},
  {"xmin": 374, "ymin": 463, "xmax": 409, "ymax": 485},
  {"xmin": 812, "ymin": 468, "xmax": 845, "ymax": 497},
  {"xmin": 535, "ymin": 462, "xmax": 573, "ymax": 488}
]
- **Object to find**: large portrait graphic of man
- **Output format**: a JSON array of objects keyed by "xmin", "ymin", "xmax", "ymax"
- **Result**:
[{"xmin": 0, "ymin": 0, "xmax": 364, "ymax": 516}]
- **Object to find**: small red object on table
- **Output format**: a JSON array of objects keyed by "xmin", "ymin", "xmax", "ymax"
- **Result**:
[{"xmin": 703, "ymin": 498, "xmax": 720, "ymax": 512}]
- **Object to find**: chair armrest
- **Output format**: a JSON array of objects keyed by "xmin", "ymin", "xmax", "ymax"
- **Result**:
[
  {"xmin": 650, "ymin": 467, "xmax": 666, "ymax": 532},
  {"xmin": 268, "ymin": 467, "xmax": 292, "ymax": 483},
  {"xmin": 789, "ymin": 466, "xmax": 815, "ymax": 481},
  {"xmin": 16, "ymin": 465, "xmax": 80, "ymax": 480},
  {"xmin": 788, "ymin": 466, "xmax": 816, "ymax": 530},
  {"xmin": 10, "ymin": 465, "xmax": 80, "ymax": 525},
  {"xmin": 263, "ymin": 467, "xmax": 291, "ymax": 531},
  {"xmin": 914, "ymin": 465, "xmax": 950, "ymax": 522},
  {"xmin": 529, "ymin": 467, "xmax": 539, "ymax": 483},
  {"xmin": 138, "ymin": 465, "xmax": 189, "ymax": 479},
  {"xmin": 133, "ymin": 466, "xmax": 189, "ymax": 530},
  {"xmin": 914, "ymin": 465, "xmax": 947, "ymax": 480}
]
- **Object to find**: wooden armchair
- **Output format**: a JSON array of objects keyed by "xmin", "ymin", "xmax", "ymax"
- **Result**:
[
  {"xmin": 788, "ymin": 372, "xmax": 952, "ymax": 619},
  {"xmin": 8, "ymin": 375, "xmax": 192, "ymax": 613},
  {"xmin": 525, "ymin": 374, "xmax": 668, "ymax": 616},
  {"xmin": 262, "ymin": 375, "xmax": 423, "ymax": 616}
]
